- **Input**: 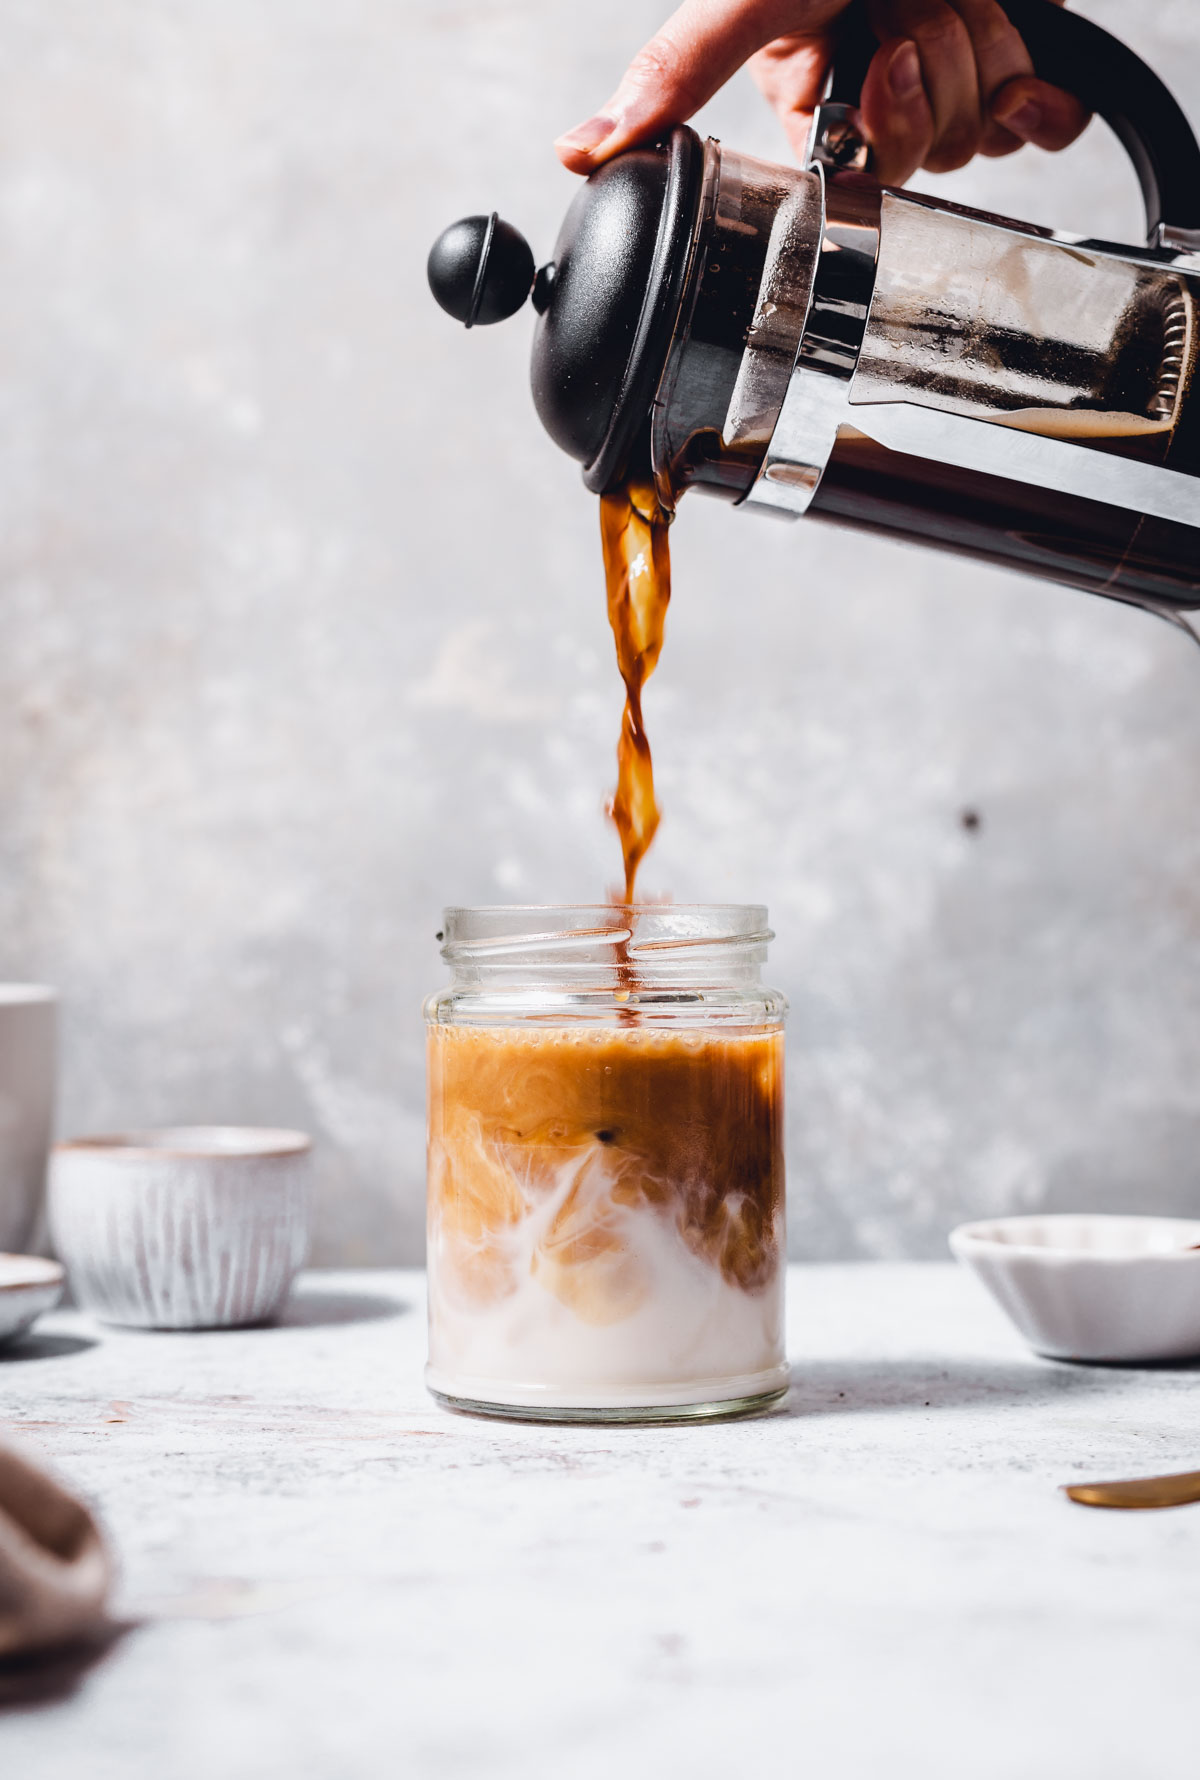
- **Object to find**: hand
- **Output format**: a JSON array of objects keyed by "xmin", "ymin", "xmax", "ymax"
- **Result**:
[{"xmin": 555, "ymin": 0, "xmax": 1089, "ymax": 186}]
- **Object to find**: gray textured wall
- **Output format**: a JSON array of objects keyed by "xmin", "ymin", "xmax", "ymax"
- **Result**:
[{"xmin": 1, "ymin": 0, "xmax": 1199, "ymax": 1264}]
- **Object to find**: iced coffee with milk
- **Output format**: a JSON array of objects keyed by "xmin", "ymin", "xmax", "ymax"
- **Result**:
[
  {"xmin": 424, "ymin": 484, "xmax": 787, "ymax": 1420},
  {"xmin": 426, "ymin": 994, "xmax": 786, "ymax": 1417}
]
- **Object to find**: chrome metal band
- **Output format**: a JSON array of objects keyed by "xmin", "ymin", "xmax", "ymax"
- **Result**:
[
  {"xmin": 797, "ymin": 172, "xmax": 881, "ymax": 380},
  {"xmin": 741, "ymin": 170, "xmax": 880, "ymax": 517},
  {"xmin": 806, "ymin": 100, "xmax": 872, "ymax": 176},
  {"xmin": 720, "ymin": 159, "xmax": 824, "ymax": 460},
  {"xmin": 741, "ymin": 366, "xmax": 852, "ymax": 517}
]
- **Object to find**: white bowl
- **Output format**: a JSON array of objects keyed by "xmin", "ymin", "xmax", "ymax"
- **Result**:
[
  {"xmin": 0, "ymin": 1254, "xmax": 65, "ymax": 1346},
  {"xmin": 950, "ymin": 1214, "xmax": 1200, "ymax": 1364},
  {"xmin": 49, "ymin": 1127, "xmax": 312, "ymax": 1329}
]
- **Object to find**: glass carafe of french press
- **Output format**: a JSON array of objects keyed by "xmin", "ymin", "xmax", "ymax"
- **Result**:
[{"xmin": 429, "ymin": 0, "xmax": 1200, "ymax": 610}]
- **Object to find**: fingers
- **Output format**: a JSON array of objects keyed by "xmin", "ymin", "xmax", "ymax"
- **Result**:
[
  {"xmin": 554, "ymin": 0, "xmax": 1092, "ymax": 184},
  {"xmin": 747, "ymin": 31, "xmax": 840, "ymax": 164},
  {"xmin": 858, "ymin": 38, "xmax": 933, "ymax": 184},
  {"xmin": 948, "ymin": 0, "xmax": 1035, "ymax": 154},
  {"xmin": 859, "ymin": 0, "xmax": 1088, "ymax": 181},
  {"xmin": 990, "ymin": 73, "xmax": 1090, "ymax": 153},
  {"xmin": 555, "ymin": 0, "xmax": 845, "ymax": 173},
  {"xmin": 867, "ymin": 0, "xmax": 982, "ymax": 174}
]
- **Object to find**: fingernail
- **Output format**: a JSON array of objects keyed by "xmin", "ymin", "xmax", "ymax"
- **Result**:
[
  {"xmin": 994, "ymin": 98, "xmax": 1042, "ymax": 139},
  {"xmin": 554, "ymin": 114, "xmax": 617, "ymax": 157},
  {"xmin": 888, "ymin": 41, "xmax": 923, "ymax": 101}
]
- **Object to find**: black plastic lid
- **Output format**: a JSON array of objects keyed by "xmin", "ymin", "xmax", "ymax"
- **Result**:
[
  {"xmin": 532, "ymin": 125, "xmax": 704, "ymax": 493},
  {"xmin": 426, "ymin": 126, "xmax": 704, "ymax": 494}
]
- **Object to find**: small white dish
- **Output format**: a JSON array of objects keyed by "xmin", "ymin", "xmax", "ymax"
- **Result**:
[
  {"xmin": 0, "ymin": 1254, "xmax": 66, "ymax": 1346},
  {"xmin": 950, "ymin": 1214, "xmax": 1200, "ymax": 1364},
  {"xmin": 49, "ymin": 1127, "xmax": 312, "ymax": 1330}
]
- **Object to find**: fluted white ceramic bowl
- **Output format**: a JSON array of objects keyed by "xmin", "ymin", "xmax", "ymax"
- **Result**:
[
  {"xmin": 0, "ymin": 1255, "xmax": 65, "ymax": 1345},
  {"xmin": 49, "ymin": 1128, "xmax": 312, "ymax": 1329},
  {"xmin": 950, "ymin": 1214, "xmax": 1200, "ymax": 1364}
]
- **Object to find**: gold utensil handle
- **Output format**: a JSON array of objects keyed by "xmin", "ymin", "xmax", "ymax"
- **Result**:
[{"xmin": 1064, "ymin": 1470, "xmax": 1200, "ymax": 1510}]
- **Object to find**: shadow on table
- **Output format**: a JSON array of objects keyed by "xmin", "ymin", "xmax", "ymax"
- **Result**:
[
  {"xmin": 779, "ymin": 1355, "xmax": 1129, "ymax": 1418},
  {"xmin": 0, "ymin": 1624, "xmax": 131, "ymax": 1713},
  {"xmin": 0, "ymin": 1333, "xmax": 99, "ymax": 1364},
  {"xmin": 1056, "ymin": 1352, "xmax": 1200, "ymax": 1373},
  {"xmin": 272, "ymin": 1287, "xmax": 411, "ymax": 1329}
]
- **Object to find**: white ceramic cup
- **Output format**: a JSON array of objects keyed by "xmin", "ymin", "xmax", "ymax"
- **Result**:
[
  {"xmin": 49, "ymin": 1127, "xmax": 312, "ymax": 1329},
  {"xmin": 0, "ymin": 987, "xmax": 56, "ymax": 1254}
]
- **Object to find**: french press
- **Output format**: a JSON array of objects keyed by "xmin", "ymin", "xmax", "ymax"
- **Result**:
[{"xmin": 429, "ymin": 0, "xmax": 1200, "ymax": 610}]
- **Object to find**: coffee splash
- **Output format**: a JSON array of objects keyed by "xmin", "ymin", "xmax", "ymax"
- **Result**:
[{"xmin": 600, "ymin": 477, "xmax": 672, "ymax": 903}]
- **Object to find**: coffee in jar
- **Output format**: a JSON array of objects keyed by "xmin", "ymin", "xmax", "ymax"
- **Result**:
[{"xmin": 424, "ymin": 906, "xmax": 787, "ymax": 1420}]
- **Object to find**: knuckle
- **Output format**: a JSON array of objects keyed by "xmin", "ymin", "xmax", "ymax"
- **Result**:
[
  {"xmin": 626, "ymin": 38, "xmax": 679, "ymax": 86},
  {"xmin": 624, "ymin": 35, "xmax": 703, "ymax": 112},
  {"xmin": 962, "ymin": 1, "xmax": 1023, "ymax": 58},
  {"xmin": 912, "ymin": 7, "xmax": 972, "ymax": 58}
]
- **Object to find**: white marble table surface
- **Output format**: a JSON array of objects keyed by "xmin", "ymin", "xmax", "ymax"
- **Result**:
[{"xmin": 3, "ymin": 1263, "xmax": 1199, "ymax": 1778}]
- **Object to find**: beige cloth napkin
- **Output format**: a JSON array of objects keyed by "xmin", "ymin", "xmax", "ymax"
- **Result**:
[{"xmin": 0, "ymin": 1440, "xmax": 112, "ymax": 1658}]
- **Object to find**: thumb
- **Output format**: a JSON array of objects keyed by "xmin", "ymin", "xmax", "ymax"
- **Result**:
[
  {"xmin": 555, "ymin": 0, "xmax": 843, "ymax": 173},
  {"xmin": 990, "ymin": 74, "xmax": 1090, "ymax": 153}
]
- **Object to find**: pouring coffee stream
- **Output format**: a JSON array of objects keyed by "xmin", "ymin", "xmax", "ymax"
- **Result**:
[{"xmin": 601, "ymin": 478, "xmax": 672, "ymax": 904}]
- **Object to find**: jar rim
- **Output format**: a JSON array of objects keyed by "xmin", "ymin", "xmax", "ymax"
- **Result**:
[
  {"xmin": 438, "ymin": 904, "xmax": 772, "ymax": 963},
  {"xmin": 441, "ymin": 903, "xmax": 766, "ymax": 914}
]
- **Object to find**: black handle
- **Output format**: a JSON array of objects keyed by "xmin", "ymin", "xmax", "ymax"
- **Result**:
[{"xmin": 826, "ymin": 0, "xmax": 1200, "ymax": 241}]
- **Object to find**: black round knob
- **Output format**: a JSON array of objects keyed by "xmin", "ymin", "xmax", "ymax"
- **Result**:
[{"xmin": 427, "ymin": 213, "xmax": 536, "ymax": 328}]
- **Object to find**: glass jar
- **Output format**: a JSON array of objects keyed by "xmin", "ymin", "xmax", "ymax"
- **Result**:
[{"xmin": 424, "ymin": 905, "xmax": 788, "ymax": 1422}]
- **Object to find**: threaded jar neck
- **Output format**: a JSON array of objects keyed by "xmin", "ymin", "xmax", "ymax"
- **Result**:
[{"xmin": 436, "ymin": 905, "xmax": 773, "ymax": 992}]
